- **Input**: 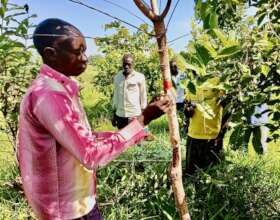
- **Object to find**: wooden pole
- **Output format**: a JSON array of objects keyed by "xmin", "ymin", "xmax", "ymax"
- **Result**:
[{"xmin": 134, "ymin": 1, "xmax": 190, "ymax": 219}]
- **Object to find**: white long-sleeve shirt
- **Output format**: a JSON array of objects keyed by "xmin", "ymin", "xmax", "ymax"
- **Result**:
[
  {"xmin": 171, "ymin": 72, "xmax": 186, "ymax": 103},
  {"xmin": 113, "ymin": 70, "xmax": 147, "ymax": 118},
  {"xmin": 251, "ymin": 103, "xmax": 269, "ymax": 126}
]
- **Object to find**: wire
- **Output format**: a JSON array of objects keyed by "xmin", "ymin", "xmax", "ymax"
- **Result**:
[
  {"xmin": 26, "ymin": 32, "xmax": 190, "ymax": 48},
  {"xmin": 68, "ymin": 0, "xmax": 154, "ymax": 36},
  {"xmin": 166, "ymin": 0, "xmax": 181, "ymax": 32},
  {"xmin": 23, "ymin": 33, "xmax": 98, "ymax": 40},
  {"xmin": 101, "ymin": 0, "xmax": 152, "ymax": 27},
  {"xmin": 113, "ymin": 159, "xmax": 171, "ymax": 164},
  {"xmin": 168, "ymin": 33, "xmax": 190, "ymax": 44},
  {"xmin": 26, "ymin": 1, "xmax": 188, "ymax": 45},
  {"xmin": 141, "ymin": 0, "xmax": 152, "ymax": 10}
]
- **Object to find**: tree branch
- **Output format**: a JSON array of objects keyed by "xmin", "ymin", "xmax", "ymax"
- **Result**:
[
  {"xmin": 133, "ymin": 0, "xmax": 157, "ymax": 21},
  {"xmin": 159, "ymin": 0, "xmax": 171, "ymax": 19}
]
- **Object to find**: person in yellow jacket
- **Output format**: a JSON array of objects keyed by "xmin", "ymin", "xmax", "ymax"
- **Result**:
[{"xmin": 184, "ymin": 77, "xmax": 227, "ymax": 175}]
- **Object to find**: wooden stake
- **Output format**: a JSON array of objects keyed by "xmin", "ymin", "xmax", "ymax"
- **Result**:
[{"xmin": 134, "ymin": 1, "xmax": 191, "ymax": 219}]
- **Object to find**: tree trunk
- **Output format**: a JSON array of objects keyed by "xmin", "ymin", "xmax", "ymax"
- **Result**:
[
  {"xmin": 154, "ymin": 20, "xmax": 190, "ymax": 220},
  {"xmin": 134, "ymin": 1, "xmax": 191, "ymax": 219}
]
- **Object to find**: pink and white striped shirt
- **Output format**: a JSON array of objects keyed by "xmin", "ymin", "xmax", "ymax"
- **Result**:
[{"xmin": 17, "ymin": 64, "xmax": 147, "ymax": 220}]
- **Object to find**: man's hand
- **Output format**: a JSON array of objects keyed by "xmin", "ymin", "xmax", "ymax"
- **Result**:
[
  {"xmin": 184, "ymin": 101, "xmax": 196, "ymax": 118},
  {"xmin": 137, "ymin": 94, "xmax": 172, "ymax": 126}
]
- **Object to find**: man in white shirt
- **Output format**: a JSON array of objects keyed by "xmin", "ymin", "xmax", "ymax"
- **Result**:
[
  {"xmin": 170, "ymin": 60, "xmax": 186, "ymax": 111},
  {"xmin": 112, "ymin": 54, "xmax": 147, "ymax": 129},
  {"xmin": 243, "ymin": 103, "xmax": 269, "ymax": 154}
]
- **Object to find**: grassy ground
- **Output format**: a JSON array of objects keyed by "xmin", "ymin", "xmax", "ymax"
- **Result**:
[{"xmin": 0, "ymin": 116, "xmax": 279, "ymax": 219}]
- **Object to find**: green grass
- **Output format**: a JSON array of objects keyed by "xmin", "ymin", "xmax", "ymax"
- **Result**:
[
  {"xmin": 0, "ymin": 131, "xmax": 35, "ymax": 219},
  {"xmin": 1, "ymin": 115, "xmax": 279, "ymax": 219}
]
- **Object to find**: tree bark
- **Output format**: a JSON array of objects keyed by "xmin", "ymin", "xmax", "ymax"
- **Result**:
[{"xmin": 134, "ymin": 1, "xmax": 191, "ymax": 219}]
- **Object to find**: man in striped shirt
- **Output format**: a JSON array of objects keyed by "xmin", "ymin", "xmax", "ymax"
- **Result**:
[{"xmin": 17, "ymin": 18, "xmax": 171, "ymax": 220}]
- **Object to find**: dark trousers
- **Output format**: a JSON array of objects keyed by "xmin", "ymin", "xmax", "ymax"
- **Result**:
[
  {"xmin": 176, "ymin": 102, "xmax": 185, "ymax": 111},
  {"xmin": 185, "ymin": 136, "xmax": 223, "ymax": 175},
  {"xmin": 115, "ymin": 115, "xmax": 132, "ymax": 129},
  {"xmin": 73, "ymin": 204, "xmax": 103, "ymax": 220}
]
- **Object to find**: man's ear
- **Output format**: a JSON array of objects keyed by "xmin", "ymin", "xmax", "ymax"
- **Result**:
[{"xmin": 43, "ymin": 47, "xmax": 57, "ymax": 62}]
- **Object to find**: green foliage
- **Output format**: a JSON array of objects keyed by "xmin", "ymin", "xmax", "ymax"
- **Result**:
[
  {"xmin": 195, "ymin": 0, "xmax": 247, "ymax": 29},
  {"xmin": 186, "ymin": 155, "xmax": 280, "ymax": 219},
  {"xmin": 97, "ymin": 161, "xmax": 176, "ymax": 219},
  {"xmin": 0, "ymin": 0, "xmax": 38, "ymax": 146},
  {"xmin": 185, "ymin": 0, "xmax": 280, "ymax": 151}
]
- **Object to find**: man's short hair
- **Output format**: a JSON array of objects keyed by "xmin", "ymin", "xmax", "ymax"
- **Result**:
[
  {"xmin": 122, "ymin": 53, "xmax": 134, "ymax": 61},
  {"xmin": 170, "ymin": 59, "xmax": 177, "ymax": 65},
  {"xmin": 33, "ymin": 18, "xmax": 81, "ymax": 56}
]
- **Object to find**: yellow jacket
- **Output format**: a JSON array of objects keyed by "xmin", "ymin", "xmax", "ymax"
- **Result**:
[{"xmin": 186, "ymin": 77, "xmax": 223, "ymax": 139}]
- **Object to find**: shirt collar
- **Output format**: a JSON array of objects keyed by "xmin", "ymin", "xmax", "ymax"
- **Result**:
[
  {"xmin": 122, "ymin": 70, "xmax": 136, "ymax": 79},
  {"xmin": 40, "ymin": 64, "xmax": 79, "ymax": 97}
]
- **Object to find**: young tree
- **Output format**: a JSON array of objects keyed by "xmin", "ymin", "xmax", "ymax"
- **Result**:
[
  {"xmin": 0, "ymin": 0, "xmax": 38, "ymax": 148},
  {"xmin": 134, "ymin": 0, "xmax": 191, "ymax": 219}
]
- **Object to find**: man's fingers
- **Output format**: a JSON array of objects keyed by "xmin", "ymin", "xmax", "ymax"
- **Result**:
[
  {"xmin": 158, "ymin": 99, "xmax": 170, "ymax": 107},
  {"xmin": 158, "ymin": 100, "xmax": 173, "ymax": 113},
  {"xmin": 160, "ymin": 105, "xmax": 170, "ymax": 113}
]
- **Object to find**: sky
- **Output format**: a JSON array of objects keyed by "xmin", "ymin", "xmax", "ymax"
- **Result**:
[{"xmin": 11, "ymin": 0, "xmax": 195, "ymax": 56}]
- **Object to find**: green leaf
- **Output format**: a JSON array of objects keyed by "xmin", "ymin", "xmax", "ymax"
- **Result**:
[
  {"xmin": 217, "ymin": 45, "xmax": 241, "ymax": 59},
  {"xmin": 194, "ymin": 0, "xmax": 202, "ymax": 19},
  {"xmin": 209, "ymin": 11, "xmax": 218, "ymax": 29},
  {"xmin": 257, "ymin": 12, "xmax": 266, "ymax": 25},
  {"xmin": 201, "ymin": 81, "xmax": 225, "ymax": 90},
  {"xmin": 1, "ymin": 0, "xmax": 8, "ymax": 6},
  {"xmin": 254, "ymin": 39, "xmax": 274, "ymax": 51},
  {"xmin": 185, "ymin": 62, "xmax": 206, "ymax": 76},
  {"xmin": 229, "ymin": 125, "xmax": 245, "ymax": 150},
  {"xmin": 261, "ymin": 65, "xmax": 270, "ymax": 76},
  {"xmin": 252, "ymin": 127, "xmax": 263, "ymax": 154},
  {"xmin": 195, "ymin": 43, "xmax": 212, "ymax": 66},
  {"xmin": 189, "ymin": 54, "xmax": 205, "ymax": 69},
  {"xmin": 203, "ymin": 10, "xmax": 219, "ymax": 29},
  {"xmin": 187, "ymin": 81, "xmax": 196, "ymax": 94},
  {"xmin": 197, "ymin": 74, "xmax": 215, "ymax": 85},
  {"xmin": 199, "ymin": 2, "xmax": 211, "ymax": 20},
  {"xmin": 211, "ymin": 29, "xmax": 228, "ymax": 46},
  {"xmin": 162, "ymin": 210, "xmax": 173, "ymax": 220},
  {"xmin": 0, "ymin": 6, "xmax": 6, "ymax": 18},
  {"xmin": 0, "ymin": 0, "xmax": 8, "ymax": 18},
  {"xmin": 203, "ymin": 13, "xmax": 211, "ymax": 29}
]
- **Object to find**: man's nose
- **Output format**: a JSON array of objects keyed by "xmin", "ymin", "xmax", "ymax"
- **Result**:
[{"xmin": 81, "ymin": 53, "xmax": 88, "ymax": 63}]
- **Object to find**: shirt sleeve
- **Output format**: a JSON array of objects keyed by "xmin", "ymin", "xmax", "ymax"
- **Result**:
[
  {"xmin": 140, "ymin": 75, "xmax": 147, "ymax": 110},
  {"xmin": 33, "ymin": 91, "xmax": 147, "ymax": 169},
  {"xmin": 112, "ymin": 77, "xmax": 118, "ymax": 110}
]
